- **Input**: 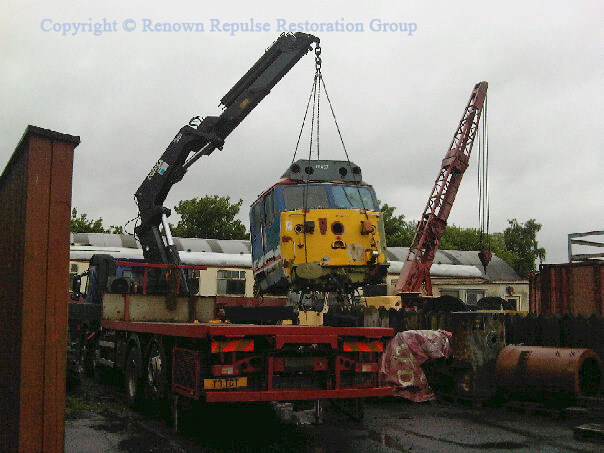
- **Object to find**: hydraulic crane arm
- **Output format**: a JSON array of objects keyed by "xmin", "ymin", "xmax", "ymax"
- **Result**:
[
  {"xmin": 134, "ymin": 32, "xmax": 319, "ymax": 266},
  {"xmin": 395, "ymin": 81, "xmax": 488, "ymax": 295}
]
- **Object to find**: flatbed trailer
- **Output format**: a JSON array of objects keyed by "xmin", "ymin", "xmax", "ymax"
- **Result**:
[
  {"xmin": 71, "ymin": 255, "xmax": 393, "ymax": 426},
  {"xmin": 98, "ymin": 320, "xmax": 393, "ymax": 404}
]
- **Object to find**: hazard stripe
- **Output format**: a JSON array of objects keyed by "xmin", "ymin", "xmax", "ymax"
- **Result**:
[
  {"xmin": 211, "ymin": 338, "xmax": 254, "ymax": 353},
  {"xmin": 343, "ymin": 341, "xmax": 383, "ymax": 352}
]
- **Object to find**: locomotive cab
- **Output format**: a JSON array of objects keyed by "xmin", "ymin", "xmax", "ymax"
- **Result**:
[{"xmin": 250, "ymin": 160, "xmax": 389, "ymax": 295}]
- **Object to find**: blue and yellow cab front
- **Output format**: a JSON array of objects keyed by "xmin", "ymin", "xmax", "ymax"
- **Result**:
[{"xmin": 250, "ymin": 160, "xmax": 389, "ymax": 295}]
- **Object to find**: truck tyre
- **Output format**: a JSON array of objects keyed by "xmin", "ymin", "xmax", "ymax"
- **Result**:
[
  {"xmin": 145, "ymin": 337, "xmax": 169, "ymax": 401},
  {"xmin": 170, "ymin": 393, "xmax": 181, "ymax": 433},
  {"xmin": 125, "ymin": 344, "xmax": 144, "ymax": 408},
  {"xmin": 350, "ymin": 398, "xmax": 365, "ymax": 421},
  {"xmin": 92, "ymin": 348, "xmax": 108, "ymax": 384},
  {"xmin": 82, "ymin": 336, "xmax": 95, "ymax": 377}
]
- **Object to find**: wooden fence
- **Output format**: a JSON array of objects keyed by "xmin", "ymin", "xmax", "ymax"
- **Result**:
[{"xmin": 0, "ymin": 126, "xmax": 78, "ymax": 453}]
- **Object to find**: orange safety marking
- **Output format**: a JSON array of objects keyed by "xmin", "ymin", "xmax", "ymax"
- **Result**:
[
  {"xmin": 211, "ymin": 338, "xmax": 254, "ymax": 353},
  {"xmin": 343, "ymin": 341, "xmax": 383, "ymax": 352}
]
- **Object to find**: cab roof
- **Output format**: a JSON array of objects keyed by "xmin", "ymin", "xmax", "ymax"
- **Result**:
[{"xmin": 283, "ymin": 159, "xmax": 364, "ymax": 183}]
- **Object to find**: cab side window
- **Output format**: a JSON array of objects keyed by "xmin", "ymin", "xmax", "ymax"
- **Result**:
[
  {"xmin": 250, "ymin": 202, "xmax": 262, "ymax": 230},
  {"xmin": 263, "ymin": 190, "xmax": 277, "ymax": 226}
]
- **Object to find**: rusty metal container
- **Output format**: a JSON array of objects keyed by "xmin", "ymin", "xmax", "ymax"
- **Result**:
[
  {"xmin": 530, "ymin": 262, "xmax": 603, "ymax": 316},
  {"xmin": 495, "ymin": 345, "xmax": 602, "ymax": 398},
  {"xmin": 447, "ymin": 312, "xmax": 506, "ymax": 399}
]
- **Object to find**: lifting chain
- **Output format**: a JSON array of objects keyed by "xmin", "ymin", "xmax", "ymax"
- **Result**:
[
  {"xmin": 314, "ymin": 43, "xmax": 322, "ymax": 72},
  {"xmin": 289, "ymin": 42, "xmax": 381, "ymax": 301},
  {"xmin": 295, "ymin": 41, "xmax": 379, "ymax": 264},
  {"xmin": 315, "ymin": 43, "xmax": 321, "ymax": 160}
]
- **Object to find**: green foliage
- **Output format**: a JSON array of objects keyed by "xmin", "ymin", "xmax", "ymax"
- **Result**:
[
  {"xmin": 380, "ymin": 203, "xmax": 416, "ymax": 247},
  {"xmin": 70, "ymin": 208, "xmax": 106, "ymax": 233},
  {"xmin": 378, "ymin": 203, "xmax": 545, "ymax": 279},
  {"xmin": 70, "ymin": 208, "xmax": 125, "ymax": 234},
  {"xmin": 431, "ymin": 220, "xmax": 545, "ymax": 278},
  {"xmin": 439, "ymin": 225, "xmax": 482, "ymax": 251},
  {"xmin": 482, "ymin": 232, "xmax": 512, "ymax": 266},
  {"xmin": 108, "ymin": 225, "xmax": 125, "ymax": 234},
  {"xmin": 170, "ymin": 195, "xmax": 248, "ymax": 240},
  {"xmin": 502, "ymin": 218, "xmax": 546, "ymax": 278}
]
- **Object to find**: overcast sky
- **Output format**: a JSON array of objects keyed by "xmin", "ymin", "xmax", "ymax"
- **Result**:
[{"xmin": 1, "ymin": 1, "xmax": 602, "ymax": 265}]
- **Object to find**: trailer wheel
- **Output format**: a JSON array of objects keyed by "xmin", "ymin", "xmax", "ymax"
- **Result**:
[
  {"xmin": 145, "ymin": 337, "xmax": 169, "ymax": 401},
  {"xmin": 92, "ymin": 348, "xmax": 109, "ymax": 384},
  {"xmin": 82, "ymin": 336, "xmax": 95, "ymax": 377},
  {"xmin": 170, "ymin": 393, "xmax": 181, "ymax": 433},
  {"xmin": 350, "ymin": 398, "xmax": 365, "ymax": 421},
  {"xmin": 125, "ymin": 344, "xmax": 143, "ymax": 408}
]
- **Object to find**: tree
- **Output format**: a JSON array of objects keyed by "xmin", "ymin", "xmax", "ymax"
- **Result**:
[
  {"xmin": 484, "ymin": 232, "xmax": 517, "ymax": 270},
  {"xmin": 439, "ymin": 225, "xmax": 483, "ymax": 251},
  {"xmin": 71, "ymin": 208, "xmax": 106, "ymax": 233},
  {"xmin": 439, "ymin": 226, "xmax": 524, "ymax": 274},
  {"xmin": 170, "ymin": 195, "xmax": 248, "ymax": 240},
  {"xmin": 108, "ymin": 225, "xmax": 125, "ymax": 234},
  {"xmin": 380, "ymin": 203, "xmax": 416, "ymax": 247},
  {"xmin": 70, "ymin": 208, "xmax": 125, "ymax": 234},
  {"xmin": 502, "ymin": 218, "xmax": 546, "ymax": 278},
  {"xmin": 377, "ymin": 203, "xmax": 545, "ymax": 279}
]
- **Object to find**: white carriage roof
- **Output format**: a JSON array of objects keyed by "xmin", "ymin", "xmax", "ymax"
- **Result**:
[
  {"xmin": 70, "ymin": 233, "xmax": 522, "ymax": 281},
  {"xmin": 386, "ymin": 247, "xmax": 520, "ymax": 281},
  {"xmin": 71, "ymin": 233, "xmax": 251, "ymax": 254}
]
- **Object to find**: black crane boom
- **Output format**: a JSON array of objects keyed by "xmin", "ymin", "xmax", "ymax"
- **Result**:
[{"xmin": 134, "ymin": 33, "xmax": 319, "ymax": 267}]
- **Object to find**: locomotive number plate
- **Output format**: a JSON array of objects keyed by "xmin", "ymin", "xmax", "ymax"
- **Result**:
[{"xmin": 203, "ymin": 377, "xmax": 247, "ymax": 390}]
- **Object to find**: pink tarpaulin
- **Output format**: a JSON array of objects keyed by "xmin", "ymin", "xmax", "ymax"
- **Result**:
[{"xmin": 380, "ymin": 330, "xmax": 452, "ymax": 402}]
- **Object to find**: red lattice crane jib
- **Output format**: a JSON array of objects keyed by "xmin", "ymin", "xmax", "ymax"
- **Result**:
[{"xmin": 395, "ymin": 82, "xmax": 488, "ymax": 295}]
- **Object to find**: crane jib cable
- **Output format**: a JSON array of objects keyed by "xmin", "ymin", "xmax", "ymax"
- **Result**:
[
  {"xmin": 478, "ymin": 94, "xmax": 489, "ymax": 244},
  {"xmin": 477, "ymin": 94, "xmax": 491, "ymax": 272},
  {"xmin": 289, "ymin": 42, "xmax": 379, "ymax": 268}
]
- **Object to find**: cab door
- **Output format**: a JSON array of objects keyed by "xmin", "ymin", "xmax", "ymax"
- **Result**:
[
  {"xmin": 262, "ymin": 190, "xmax": 280, "ymax": 261},
  {"xmin": 250, "ymin": 201, "xmax": 264, "ymax": 269}
]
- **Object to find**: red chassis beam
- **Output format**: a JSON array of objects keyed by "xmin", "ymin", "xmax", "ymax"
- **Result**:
[
  {"xmin": 204, "ymin": 386, "xmax": 393, "ymax": 403},
  {"xmin": 100, "ymin": 320, "xmax": 393, "ymax": 339}
]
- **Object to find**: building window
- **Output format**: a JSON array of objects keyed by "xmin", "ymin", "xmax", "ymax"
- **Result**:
[
  {"xmin": 506, "ymin": 297, "xmax": 520, "ymax": 311},
  {"xmin": 440, "ymin": 289, "xmax": 460, "ymax": 299},
  {"xmin": 364, "ymin": 284, "xmax": 387, "ymax": 297},
  {"xmin": 217, "ymin": 270, "xmax": 246, "ymax": 295},
  {"xmin": 466, "ymin": 289, "xmax": 485, "ymax": 306}
]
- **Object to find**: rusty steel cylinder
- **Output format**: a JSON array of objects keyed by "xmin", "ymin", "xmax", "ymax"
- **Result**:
[{"xmin": 495, "ymin": 346, "xmax": 602, "ymax": 398}]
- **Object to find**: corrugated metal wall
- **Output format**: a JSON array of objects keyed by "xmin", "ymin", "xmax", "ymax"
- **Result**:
[
  {"xmin": 0, "ymin": 126, "xmax": 78, "ymax": 453},
  {"xmin": 530, "ymin": 262, "xmax": 603, "ymax": 316}
]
